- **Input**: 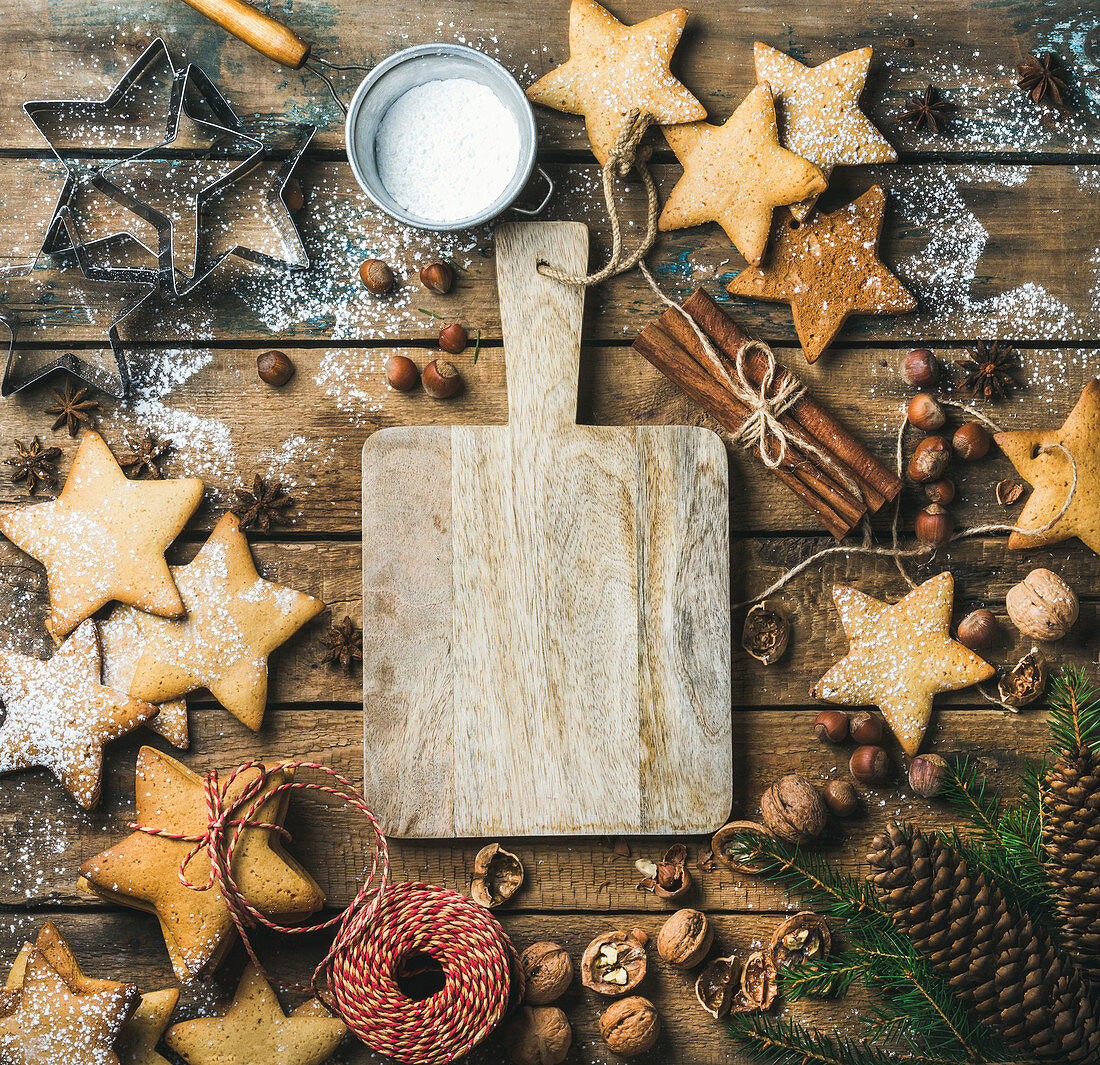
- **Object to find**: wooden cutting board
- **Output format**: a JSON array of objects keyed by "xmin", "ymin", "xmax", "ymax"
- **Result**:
[{"xmin": 362, "ymin": 221, "xmax": 731, "ymax": 838}]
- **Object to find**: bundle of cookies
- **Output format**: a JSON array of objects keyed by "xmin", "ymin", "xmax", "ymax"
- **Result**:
[
  {"xmin": 527, "ymin": 0, "xmax": 915, "ymax": 361},
  {"xmin": 0, "ymin": 429, "xmax": 324, "ymax": 810}
]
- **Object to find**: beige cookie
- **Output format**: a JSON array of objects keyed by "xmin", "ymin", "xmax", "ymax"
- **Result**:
[
  {"xmin": 811, "ymin": 572, "xmax": 993, "ymax": 756},
  {"xmin": 117, "ymin": 989, "xmax": 180, "ymax": 1065},
  {"xmin": 0, "ymin": 431, "xmax": 203, "ymax": 638},
  {"xmin": 659, "ymin": 84, "xmax": 827, "ymax": 264},
  {"xmin": 79, "ymin": 746, "xmax": 324, "ymax": 982},
  {"xmin": 166, "ymin": 965, "xmax": 346, "ymax": 1065},
  {"xmin": 127, "ymin": 512, "xmax": 323, "ymax": 730},
  {"xmin": 526, "ymin": 0, "xmax": 706, "ymax": 165},
  {"xmin": 0, "ymin": 619, "xmax": 159, "ymax": 808}
]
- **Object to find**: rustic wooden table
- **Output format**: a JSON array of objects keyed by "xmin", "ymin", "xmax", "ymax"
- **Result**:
[{"xmin": 0, "ymin": 2, "xmax": 1096, "ymax": 1062}]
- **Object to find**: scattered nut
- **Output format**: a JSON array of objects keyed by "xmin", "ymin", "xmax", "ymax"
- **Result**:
[
  {"xmin": 907, "ymin": 393, "xmax": 946, "ymax": 431},
  {"xmin": 520, "ymin": 942, "xmax": 573, "ymax": 1005},
  {"xmin": 420, "ymin": 260, "xmax": 454, "ymax": 294},
  {"xmin": 849, "ymin": 745, "xmax": 890, "ymax": 785},
  {"xmin": 636, "ymin": 843, "xmax": 691, "ymax": 901},
  {"xmin": 503, "ymin": 1005, "xmax": 571, "ymax": 1065},
  {"xmin": 821, "ymin": 779, "xmax": 860, "ymax": 817},
  {"xmin": 710, "ymin": 821, "xmax": 771, "ymax": 875},
  {"xmin": 439, "ymin": 322, "xmax": 468, "ymax": 354},
  {"xmin": 907, "ymin": 436, "xmax": 951, "ymax": 483},
  {"xmin": 1006, "ymin": 568, "xmax": 1079, "ymax": 641},
  {"xmin": 996, "ymin": 478, "xmax": 1024, "ymax": 506},
  {"xmin": 470, "ymin": 843, "xmax": 524, "ymax": 908},
  {"xmin": 385, "ymin": 354, "xmax": 419, "ymax": 392},
  {"xmin": 909, "ymin": 753, "xmax": 949, "ymax": 798},
  {"xmin": 924, "ymin": 477, "xmax": 955, "ymax": 505},
  {"xmin": 761, "ymin": 774, "xmax": 827, "ymax": 844},
  {"xmin": 599, "ymin": 995, "xmax": 659, "ymax": 1058},
  {"xmin": 901, "ymin": 348, "xmax": 939, "ymax": 388},
  {"xmin": 952, "ymin": 421, "xmax": 991, "ymax": 460},
  {"xmin": 956, "ymin": 608, "xmax": 997, "ymax": 650},
  {"xmin": 848, "ymin": 710, "xmax": 883, "ymax": 745},
  {"xmin": 656, "ymin": 908, "xmax": 713, "ymax": 969},
  {"xmin": 282, "ymin": 176, "xmax": 304, "ymax": 214},
  {"xmin": 422, "ymin": 359, "xmax": 463, "ymax": 399},
  {"xmin": 360, "ymin": 258, "xmax": 395, "ymax": 294},
  {"xmin": 695, "ymin": 955, "xmax": 740, "ymax": 1018},
  {"xmin": 914, "ymin": 503, "xmax": 954, "ymax": 547},
  {"xmin": 741, "ymin": 601, "xmax": 790, "ymax": 665},
  {"xmin": 813, "ymin": 709, "xmax": 849, "ymax": 744},
  {"xmin": 256, "ymin": 349, "xmax": 295, "ymax": 387},
  {"xmin": 734, "ymin": 950, "xmax": 778, "ymax": 1012},
  {"xmin": 999, "ymin": 647, "xmax": 1047, "ymax": 709},
  {"xmin": 769, "ymin": 912, "xmax": 831, "ymax": 968},
  {"xmin": 580, "ymin": 929, "xmax": 648, "ymax": 996}
]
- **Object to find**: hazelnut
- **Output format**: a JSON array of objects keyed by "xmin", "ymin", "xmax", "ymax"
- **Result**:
[
  {"xmin": 502, "ymin": 1005, "xmax": 571, "ymax": 1065},
  {"xmin": 813, "ymin": 709, "xmax": 849, "ymax": 744},
  {"xmin": 914, "ymin": 504, "xmax": 954, "ymax": 547},
  {"xmin": 599, "ymin": 995, "xmax": 659, "ymax": 1058},
  {"xmin": 256, "ymin": 349, "xmax": 295, "ymax": 387},
  {"xmin": 924, "ymin": 477, "xmax": 955, "ymax": 505},
  {"xmin": 901, "ymin": 348, "xmax": 939, "ymax": 388},
  {"xmin": 1006, "ymin": 568, "xmax": 1079, "ymax": 641},
  {"xmin": 821, "ymin": 779, "xmax": 860, "ymax": 817},
  {"xmin": 741, "ymin": 601, "xmax": 789, "ymax": 665},
  {"xmin": 909, "ymin": 753, "xmax": 949, "ymax": 798},
  {"xmin": 422, "ymin": 359, "xmax": 462, "ymax": 399},
  {"xmin": 637, "ymin": 843, "xmax": 691, "ymax": 901},
  {"xmin": 848, "ymin": 710, "xmax": 883, "ymax": 745},
  {"xmin": 520, "ymin": 942, "xmax": 573, "ymax": 1005},
  {"xmin": 695, "ymin": 955, "xmax": 740, "ymax": 1018},
  {"xmin": 906, "ymin": 393, "xmax": 946, "ymax": 431},
  {"xmin": 769, "ymin": 912, "xmax": 831, "ymax": 968},
  {"xmin": 849, "ymin": 745, "xmax": 890, "ymax": 784},
  {"xmin": 438, "ymin": 322, "xmax": 467, "ymax": 355},
  {"xmin": 282, "ymin": 177, "xmax": 304, "ymax": 214},
  {"xmin": 580, "ymin": 929, "xmax": 648, "ymax": 996},
  {"xmin": 907, "ymin": 436, "xmax": 951, "ymax": 483},
  {"xmin": 360, "ymin": 257, "xmax": 395, "ymax": 294},
  {"xmin": 956, "ymin": 608, "xmax": 997, "ymax": 650},
  {"xmin": 952, "ymin": 421, "xmax": 991, "ymax": 461},
  {"xmin": 656, "ymin": 908, "xmax": 712, "ymax": 969},
  {"xmin": 999, "ymin": 648, "xmax": 1047, "ymax": 709},
  {"xmin": 710, "ymin": 820, "xmax": 771, "ymax": 875},
  {"xmin": 734, "ymin": 950, "xmax": 778, "ymax": 1012},
  {"xmin": 386, "ymin": 354, "xmax": 419, "ymax": 392},
  {"xmin": 760, "ymin": 774, "xmax": 827, "ymax": 844},
  {"xmin": 420, "ymin": 260, "xmax": 454, "ymax": 294},
  {"xmin": 470, "ymin": 843, "xmax": 524, "ymax": 908},
  {"xmin": 996, "ymin": 478, "xmax": 1024, "ymax": 506}
]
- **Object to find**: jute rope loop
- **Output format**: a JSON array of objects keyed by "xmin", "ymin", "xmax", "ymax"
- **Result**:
[
  {"xmin": 130, "ymin": 761, "xmax": 520, "ymax": 1065},
  {"xmin": 538, "ymin": 108, "xmax": 659, "ymax": 286}
]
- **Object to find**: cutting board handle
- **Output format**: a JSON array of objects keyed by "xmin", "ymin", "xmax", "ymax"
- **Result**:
[{"xmin": 495, "ymin": 222, "xmax": 589, "ymax": 433}]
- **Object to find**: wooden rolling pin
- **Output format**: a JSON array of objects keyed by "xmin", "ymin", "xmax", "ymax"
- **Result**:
[{"xmin": 178, "ymin": 0, "xmax": 310, "ymax": 68}]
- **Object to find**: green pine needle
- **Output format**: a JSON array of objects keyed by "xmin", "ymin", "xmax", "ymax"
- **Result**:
[
  {"xmin": 779, "ymin": 956, "xmax": 861, "ymax": 1000},
  {"xmin": 1046, "ymin": 666, "xmax": 1100, "ymax": 755}
]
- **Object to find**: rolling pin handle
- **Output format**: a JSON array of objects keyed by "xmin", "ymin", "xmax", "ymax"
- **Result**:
[{"xmin": 178, "ymin": 0, "xmax": 311, "ymax": 69}]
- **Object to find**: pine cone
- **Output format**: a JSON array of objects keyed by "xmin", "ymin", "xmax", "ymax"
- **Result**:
[
  {"xmin": 869, "ymin": 823, "xmax": 1100, "ymax": 1062},
  {"xmin": 1043, "ymin": 747, "xmax": 1100, "ymax": 982}
]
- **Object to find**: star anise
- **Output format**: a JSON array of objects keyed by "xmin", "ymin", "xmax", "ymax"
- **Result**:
[
  {"xmin": 1016, "ymin": 52, "xmax": 1069, "ymax": 113},
  {"xmin": 232, "ymin": 474, "xmax": 296, "ymax": 532},
  {"xmin": 319, "ymin": 616, "xmax": 363, "ymax": 673},
  {"xmin": 119, "ymin": 431, "xmax": 172, "ymax": 479},
  {"xmin": 45, "ymin": 382, "xmax": 101, "ymax": 437},
  {"xmin": 955, "ymin": 340, "xmax": 1018, "ymax": 400},
  {"xmin": 6, "ymin": 437, "xmax": 62, "ymax": 495},
  {"xmin": 901, "ymin": 84, "xmax": 954, "ymax": 133}
]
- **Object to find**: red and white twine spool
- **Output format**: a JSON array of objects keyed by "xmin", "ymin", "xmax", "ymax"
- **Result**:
[{"xmin": 130, "ymin": 760, "xmax": 520, "ymax": 1065}]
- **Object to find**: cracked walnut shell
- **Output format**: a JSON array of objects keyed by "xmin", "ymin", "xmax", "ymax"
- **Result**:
[
  {"xmin": 470, "ymin": 843, "xmax": 524, "ymax": 908},
  {"xmin": 636, "ymin": 843, "xmax": 692, "ymax": 900},
  {"xmin": 695, "ymin": 955, "xmax": 741, "ymax": 1018},
  {"xmin": 769, "ymin": 912, "xmax": 831, "ymax": 968},
  {"xmin": 735, "ymin": 949, "xmax": 778, "ymax": 1013},
  {"xmin": 711, "ymin": 820, "xmax": 771, "ymax": 875},
  {"xmin": 657, "ymin": 908, "xmax": 713, "ymax": 969},
  {"xmin": 581, "ymin": 928, "xmax": 648, "ymax": 996},
  {"xmin": 520, "ymin": 941, "xmax": 573, "ymax": 1005}
]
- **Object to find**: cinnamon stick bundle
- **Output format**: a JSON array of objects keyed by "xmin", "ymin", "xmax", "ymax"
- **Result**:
[{"xmin": 632, "ymin": 288, "xmax": 901, "ymax": 539}]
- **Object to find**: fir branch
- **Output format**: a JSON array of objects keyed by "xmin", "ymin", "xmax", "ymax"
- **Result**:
[
  {"xmin": 1047, "ymin": 666, "xmax": 1100, "ymax": 755},
  {"xmin": 779, "ymin": 955, "xmax": 861, "ymax": 999}
]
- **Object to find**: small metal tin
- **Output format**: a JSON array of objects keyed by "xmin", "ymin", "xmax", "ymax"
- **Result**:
[{"xmin": 345, "ymin": 43, "xmax": 544, "ymax": 231}]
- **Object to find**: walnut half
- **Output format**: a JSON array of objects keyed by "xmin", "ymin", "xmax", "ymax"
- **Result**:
[
  {"xmin": 470, "ymin": 843, "xmax": 524, "ymax": 908},
  {"xmin": 580, "ymin": 928, "xmax": 648, "ymax": 996}
]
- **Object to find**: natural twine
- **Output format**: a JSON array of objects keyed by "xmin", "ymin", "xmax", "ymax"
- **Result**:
[{"xmin": 538, "ymin": 108, "xmax": 660, "ymax": 286}]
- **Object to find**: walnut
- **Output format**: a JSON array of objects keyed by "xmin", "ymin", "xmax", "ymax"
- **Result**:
[
  {"xmin": 599, "ymin": 995, "xmax": 660, "ymax": 1057},
  {"xmin": 769, "ymin": 912, "xmax": 831, "ymax": 968},
  {"xmin": 733, "ymin": 949, "xmax": 778, "ymax": 1013},
  {"xmin": 741, "ymin": 600, "xmax": 790, "ymax": 665},
  {"xmin": 470, "ymin": 843, "xmax": 524, "ymax": 908},
  {"xmin": 580, "ymin": 928, "xmax": 648, "ymax": 996},
  {"xmin": 711, "ymin": 820, "xmax": 772, "ymax": 874},
  {"xmin": 695, "ymin": 955, "xmax": 740, "ymax": 1018},
  {"xmin": 1006, "ymin": 568, "xmax": 1078, "ymax": 641},
  {"xmin": 998, "ymin": 647, "xmax": 1048, "ymax": 709},
  {"xmin": 502, "ymin": 1005, "xmax": 571, "ymax": 1065},
  {"xmin": 760, "ymin": 774, "xmax": 827, "ymax": 843},
  {"xmin": 636, "ymin": 843, "xmax": 691, "ymax": 900},
  {"xmin": 520, "ymin": 941, "xmax": 573, "ymax": 1005},
  {"xmin": 656, "ymin": 908, "xmax": 713, "ymax": 969}
]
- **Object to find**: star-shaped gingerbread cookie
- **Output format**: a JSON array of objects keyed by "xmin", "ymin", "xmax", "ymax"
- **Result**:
[
  {"xmin": 165, "ymin": 965, "xmax": 346, "ymax": 1065},
  {"xmin": 79, "ymin": 746, "xmax": 324, "ymax": 982},
  {"xmin": 117, "ymin": 989, "xmax": 179, "ymax": 1065},
  {"xmin": 659, "ymin": 83, "xmax": 827, "ymax": 265},
  {"xmin": 526, "ymin": 0, "xmax": 706, "ymax": 165},
  {"xmin": 0, "ymin": 619, "xmax": 159, "ymax": 808},
  {"xmin": 726, "ymin": 186, "xmax": 916, "ymax": 362},
  {"xmin": 0, "ymin": 948, "xmax": 138, "ymax": 1065},
  {"xmin": 994, "ymin": 379, "xmax": 1100, "ymax": 554},
  {"xmin": 811, "ymin": 572, "xmax": 993, "ymax": 756},
  {"xmin": 0, "ymin": 431, "xmax": 203, "ymax": 638},
  {"xmin": 127, "ymin": 512, "xmax": 323, "ymax": 731},
  {"xmin": 754, "ymin": 43, "xmax": 895, "ymax": 220}
]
